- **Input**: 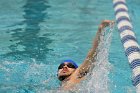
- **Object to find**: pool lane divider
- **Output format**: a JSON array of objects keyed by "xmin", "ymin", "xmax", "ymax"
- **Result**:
[{"xmin": 113, "ymin": 0, "xmax": 140, "ymax": 92}]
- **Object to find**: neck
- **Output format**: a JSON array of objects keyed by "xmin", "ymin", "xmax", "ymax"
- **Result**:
[
  {"xmin": 63, "ymin": 76, "xmax": 70, "ymax": 82},
  {"xmin": 60, "ymin": 76, "xmax": 70, "ymax": 87},
  {"xmin": 59, "ymin": 75, "xmax": 70, "ymax": 82}
]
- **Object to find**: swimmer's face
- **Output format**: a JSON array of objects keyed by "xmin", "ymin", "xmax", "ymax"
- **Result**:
[{"xmin": 57, "ymin": 62, "xmax": 76, "ymax": 80}]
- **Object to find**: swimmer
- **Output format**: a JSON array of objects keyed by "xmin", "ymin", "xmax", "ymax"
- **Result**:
[{"xmin": 57, "ymin": 20, "xmax": 114, "ymax": 90}]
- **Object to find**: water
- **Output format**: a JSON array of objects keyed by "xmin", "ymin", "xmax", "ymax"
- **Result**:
[{"xmin": 0, "ymin": 0, "xmax": 139, "ymax": 93}]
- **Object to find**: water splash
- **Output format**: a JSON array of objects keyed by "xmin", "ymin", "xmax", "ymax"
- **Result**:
[
  {"xmin": 74, "ymin": 25, "xmax": 114, "ymax": 93},
  {"xmin": 0, "ymin": 24, "xmax": 114, "ymax": 93},
  {"xmin": 42, "ymin": 24, "xmax": 114, "ymax": 93},
  {"xmin": 0, "ymin": 59, "xmax": 59, "ymax": 93}
]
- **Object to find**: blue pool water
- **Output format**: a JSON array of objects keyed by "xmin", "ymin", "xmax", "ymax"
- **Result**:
[{"xmin": 0, "ymin": 0, "xmax": 140, "ymax": 93}]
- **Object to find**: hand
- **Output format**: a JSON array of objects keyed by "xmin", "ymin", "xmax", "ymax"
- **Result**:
[{"xmin": 100, "ymin": 20, "xmax": 115, "ymax": 28}]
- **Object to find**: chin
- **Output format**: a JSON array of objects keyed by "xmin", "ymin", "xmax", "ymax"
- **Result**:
[
  {"xmin": 60, "ymin": 72, "xmax": 71, "ymax": 76},
  {"xmin": 58, "ymin": 74, "xmax": 71, "ymax": 81}
]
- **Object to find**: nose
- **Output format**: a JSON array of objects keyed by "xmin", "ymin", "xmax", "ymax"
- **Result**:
[{"xmin": 63, "ymin": 65, "xmax": 68, "ymax": 69}]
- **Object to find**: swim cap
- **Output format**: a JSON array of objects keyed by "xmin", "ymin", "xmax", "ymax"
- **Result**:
[{"xmin": 61, "ymin": 59, "xmax": 78, "ymax": 68}]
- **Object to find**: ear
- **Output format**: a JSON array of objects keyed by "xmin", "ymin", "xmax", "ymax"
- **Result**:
[{"xmin": 57, "ymin": 70, "xmax": 59, "ymax": 76}]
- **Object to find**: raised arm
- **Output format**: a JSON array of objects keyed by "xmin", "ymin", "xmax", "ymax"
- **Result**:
[{"xmin": 77, "ymin": 20, "xmax": 114, "ymax": 77}]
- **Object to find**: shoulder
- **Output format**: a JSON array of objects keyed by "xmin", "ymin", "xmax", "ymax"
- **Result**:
[
  {"xmin": 69, "ymin": 68, "xmax": 86, "ymax": 82},
  {"xmin": 61, "ymin": 72, "xmax": 85, "ymax": 90}
]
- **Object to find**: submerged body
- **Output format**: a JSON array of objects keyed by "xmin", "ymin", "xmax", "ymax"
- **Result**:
[{"xmin": 57, "ymin": 20, "xmax": 114, "ymax": 90}]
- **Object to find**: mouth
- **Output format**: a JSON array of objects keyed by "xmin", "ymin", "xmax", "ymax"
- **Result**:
[
  {"xmin": 61, "ymin": 69, "xmax": 69, "ymax": 73},
  {"xmin": 62, "ymin": 70, "xmax": 68, "ymax": 72}
]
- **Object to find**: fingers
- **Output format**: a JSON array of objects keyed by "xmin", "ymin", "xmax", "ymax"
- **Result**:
[
  {"xmin": 102, "ymin": 20, "xmax": 112, "ymax": 23},
  {"xmin": 102, "ymin": 20, "xmax": 113, "ymax": 25},
  {"xmin": 101, "ymin": 20, "xmax": 115, "ymax": 27}
]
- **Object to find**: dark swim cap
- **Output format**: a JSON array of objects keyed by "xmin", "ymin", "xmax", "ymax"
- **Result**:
[{"xmin": 61, "ymin": 59, "xmax": 78, "ymax": 68}]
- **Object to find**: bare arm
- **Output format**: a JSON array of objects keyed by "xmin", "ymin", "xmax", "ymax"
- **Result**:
[{"xmin": 77, "ymin": 20, "xmax": 114, "ymax": 77}]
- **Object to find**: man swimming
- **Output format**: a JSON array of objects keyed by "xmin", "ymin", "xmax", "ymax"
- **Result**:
[{"xmin": 57, "ymin": 20, "xmax": 114, "ymax": 90}]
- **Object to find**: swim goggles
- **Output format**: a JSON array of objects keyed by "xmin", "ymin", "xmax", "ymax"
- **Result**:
[{"xmin": 58, "ymin": 63, "xmax": 77, "ymax": 69}]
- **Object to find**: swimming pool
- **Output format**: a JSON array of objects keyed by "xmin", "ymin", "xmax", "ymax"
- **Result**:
[{"xmin": 0, "ymin": 0, "xmax": 139, "ymax": 93}]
